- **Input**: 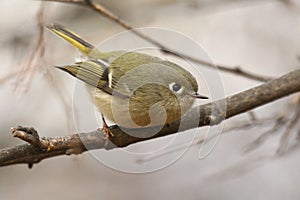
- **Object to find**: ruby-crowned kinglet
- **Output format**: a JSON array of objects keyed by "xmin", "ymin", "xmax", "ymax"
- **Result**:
[{"xmin": 47, "ymin": 24, "xmax": 208, "ymax": 132}]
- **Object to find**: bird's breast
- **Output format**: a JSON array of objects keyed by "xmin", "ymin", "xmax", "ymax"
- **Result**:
[{"xmin": 86, "ymin": 85, "xmax": 194, "ymax": 129}]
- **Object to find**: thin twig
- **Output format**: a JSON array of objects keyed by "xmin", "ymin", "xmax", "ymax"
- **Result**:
[
  {"xmin": 205, "ymin": 140, "xmax": 300, "ymax": 182},
  {"xmin": 277, "ymin": 98, "xmax": 300, "ymax": 155},
  {"xmin": 7, "ymin": 3, "xmax": 75, "ymax": 131},
  {"xmin": 14, "ymin": 3, "xmax": 47, "ymax": 94},
  {"xmin": 0, "ymin": 71, "xmax": 21, "ymax": 85},
  {"xmin": 243, "ymin": 116, "xmax": 287, "ymax": 154},
  {"xmin": 247, "ymin": 111, "xmax": 257, "ymax": 122},
  {"xmin": 42, "ymin": 0, "xmax": 273, "ymax": 82}
]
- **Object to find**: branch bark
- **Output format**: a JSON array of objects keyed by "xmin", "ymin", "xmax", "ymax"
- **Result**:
[{"xmin": 0, "ymin": 69, "xmax": 299, "ymax": 168}]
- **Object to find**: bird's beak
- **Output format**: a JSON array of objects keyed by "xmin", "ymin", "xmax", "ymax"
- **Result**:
[{"xmin": 190, "ymin": 92, "xmax": 209, "ymax": 99}]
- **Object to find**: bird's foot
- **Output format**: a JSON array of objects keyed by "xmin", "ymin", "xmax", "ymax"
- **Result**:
[{"xmin": 101, "ymin": 115, "xmax": 114, "ymax": 145}]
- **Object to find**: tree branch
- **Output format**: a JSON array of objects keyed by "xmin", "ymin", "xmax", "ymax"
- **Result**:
[
  {"xmin": 42, "ymin": 0, "xmax": 273, "ymax": 82},
  {"xmin": 0, "ymin": 69, "xmax": 299, "ymax": 168}
]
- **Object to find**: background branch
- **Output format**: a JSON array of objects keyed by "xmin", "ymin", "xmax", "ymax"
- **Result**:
[
  {"xmin": 0, "ymin": 69, "xmax": 299, "ymax": 168},
  {"xmin": 43, "ymin": 0, "xmax": 273, "ymax": 82}
]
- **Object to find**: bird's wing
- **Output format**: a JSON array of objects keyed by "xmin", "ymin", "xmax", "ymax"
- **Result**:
[{"xmin": 57, "ymin": 59, "xmax": 118, "ymax": 96}]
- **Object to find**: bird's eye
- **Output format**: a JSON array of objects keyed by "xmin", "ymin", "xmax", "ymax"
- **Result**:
[
  {"xmin": 172, "ymin": 83, "xmax": 181, "ymax": 92},
  {"xmin": 169, "ymin": 82, "xmax": 184, "ymax": 93}
]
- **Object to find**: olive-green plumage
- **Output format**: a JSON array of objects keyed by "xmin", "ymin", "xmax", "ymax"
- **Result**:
[{"xmin": 47, "ymin": 23, "xmax": 208, "ymax": 128}]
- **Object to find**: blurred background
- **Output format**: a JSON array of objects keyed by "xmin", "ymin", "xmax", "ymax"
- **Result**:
[{"xmin": 0, "ymin": 0, "xmax": 300, "ymax": 199}]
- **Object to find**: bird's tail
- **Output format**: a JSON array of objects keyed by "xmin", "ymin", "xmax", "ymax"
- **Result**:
[{"xmin": 46, "ymin": 23, "xmax": 95, "ymax": 55}]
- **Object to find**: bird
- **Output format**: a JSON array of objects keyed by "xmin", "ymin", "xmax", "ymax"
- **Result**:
[{"xmin": 46, "ymin": 23, "xmax": 208, "ymax": 138}]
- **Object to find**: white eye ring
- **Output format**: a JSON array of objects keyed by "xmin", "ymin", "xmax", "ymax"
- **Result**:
[{"xmin": 169, "ymin": 82, "xmax": 184, "ymax": 94}]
